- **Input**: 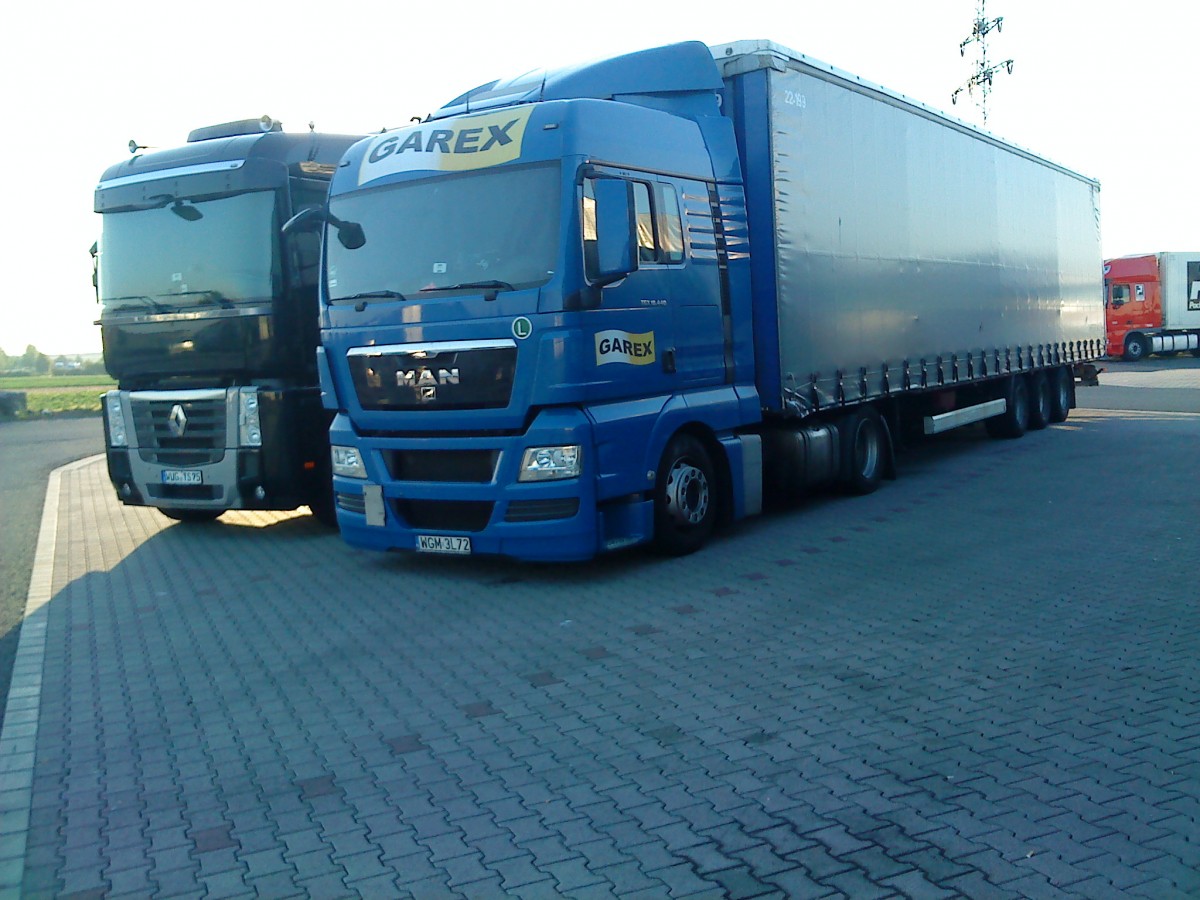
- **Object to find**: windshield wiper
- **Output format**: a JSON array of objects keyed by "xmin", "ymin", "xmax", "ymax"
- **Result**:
[
  {"xmin": 330, "ymin": 289, "xmax": 408, "ymax": 308},
  {"xmin": 419, "ymin": 280, "xmax": 516, "ymax": 301},
  {"xmin": 103, "ymin": 294, "xmax": 174, "ymax": 313}
]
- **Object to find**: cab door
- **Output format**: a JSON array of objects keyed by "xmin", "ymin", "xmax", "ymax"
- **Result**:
[
  {"xmin": 1106, "ymin": 280, "xmax": 1155, "ymax": 349},
  {"xmin": 582, "ymin": 175, "xmax": 677, "ymax": 403}
]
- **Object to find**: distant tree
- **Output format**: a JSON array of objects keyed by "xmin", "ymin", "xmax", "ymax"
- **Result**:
[
  {"xmin": 0, "ymin": 347, "xmax": 8, "ymax": 371},
  {"xmin": 21, "ymin": 345, "xmax": 50, "ymax": 375}
]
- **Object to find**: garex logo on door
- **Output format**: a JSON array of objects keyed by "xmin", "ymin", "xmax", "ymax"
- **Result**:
[{"xmin": 594, "ymin": 330, "xmax": 656, "ymax": 366}]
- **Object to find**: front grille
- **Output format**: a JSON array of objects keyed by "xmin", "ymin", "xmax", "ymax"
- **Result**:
[
  {"xmin": 505, "ymin": 498, "xmax": 580, "ymax": 523},
  {"xmin": 392, "ymin": 499, "xmax": 494, "ymax": 532},
  {"xmin": 336, "ymin": 492, "xmax": 366, "ymax": 514},
  {"xmin": 349, "ymin": 344, "xmax": 517, "ymax": 411},
  {"xmin": 132, "ymin": 396, "xmax": 226, "ymax": 465},
  {"xmin": 383, "ymin": 449, "xmax": 499, "ymax": 483}
]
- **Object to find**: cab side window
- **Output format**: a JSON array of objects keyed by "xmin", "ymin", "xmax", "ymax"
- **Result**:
[
  {"xmin": 655, "ymin": 184, "xmax": 684, "ymax": 264},
  {"xmin": 583, "ymin": 177, "xmax": 685, "ymax": 280},
  {"xmin": 1110, "ymin": 284, "xmax": 1129, "ymax": 306}
]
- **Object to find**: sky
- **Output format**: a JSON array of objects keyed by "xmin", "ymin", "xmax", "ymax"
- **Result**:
[{"xmin": 2, "ymin": 0, "xmax": 1195, "ymax": 356}]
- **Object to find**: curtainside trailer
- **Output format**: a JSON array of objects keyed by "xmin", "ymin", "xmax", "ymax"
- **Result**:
[{"xmin": 311, "ymin": 40, "xmax": 1105, "ymax": 561}]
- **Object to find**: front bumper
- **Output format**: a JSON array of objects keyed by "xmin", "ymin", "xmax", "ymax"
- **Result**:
[{"xmin": 330, "ymin": 408, "xmax": 650, "ymax": 562}]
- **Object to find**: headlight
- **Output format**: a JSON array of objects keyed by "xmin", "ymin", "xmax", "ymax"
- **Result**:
[
  {"xmin": 518, "ymin": 445, "xmax": 582, "ymax": 482},
  {"xmin": 105, "ymin": 392, "xmax": 128, "ymax": 447},
  {"xmin": 331, "ymin": 445, "xmax": 367, "ymax": 478},
  {"xmin": 238, "ymin": 387, "xmax": 262, "ymax": 447}
]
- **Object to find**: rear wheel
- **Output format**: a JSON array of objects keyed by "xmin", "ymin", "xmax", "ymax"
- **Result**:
[
  {"xmin": 1027, "ymin": 372, "xmax": 1051, "ymax": 431},
  {"xmin": 838, "ymin": 408, "xmax": 885, "ymax": 495},
  {"xmin": 653, "ymin": 433, "xmax": 718, "ymax": 556},
  {"xmin": 985, "ymin": 375, "xmax": 1029, "ymax": 439},
  {"xmin": 159, "ymin": 508, "xmax": 224, "ymax": 523},
  {"xmin": 1048, "ymin": 367, "xmax": 1072, "ymax": 423}
]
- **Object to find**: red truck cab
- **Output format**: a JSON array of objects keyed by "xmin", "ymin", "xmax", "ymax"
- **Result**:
[{"xmin": 1105, "ymin": 253, "xmax": 1200, "ymax": 360}]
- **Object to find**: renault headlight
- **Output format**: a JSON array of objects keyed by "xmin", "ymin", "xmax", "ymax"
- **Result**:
[
  {"xmin": 331, "ymin": 445, "xmax": 367, "ymax": 478},
  {"xmin": 105, "ymin": 391, "xmax": 128, "ymax": 447},
  {"xmin": 238, "ymin": 387, "xmax": 262, "ymax": 447},
  {"xmin": 518, "ymin": 445, "xmax": 582, "ymax": 482}
]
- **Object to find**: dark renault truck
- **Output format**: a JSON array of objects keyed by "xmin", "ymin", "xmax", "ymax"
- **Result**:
[{"xmin": 95, "ymin": 117, "xmax": 361, "ymax": 523}]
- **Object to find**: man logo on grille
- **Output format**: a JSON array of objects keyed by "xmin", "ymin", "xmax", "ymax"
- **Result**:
[{"xmin": 168, "ymin": 404, "xmax": 188, "ymax": 438}]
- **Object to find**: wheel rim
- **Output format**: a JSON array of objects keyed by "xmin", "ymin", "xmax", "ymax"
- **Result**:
[{"xmin": 665, "ymin": 459, "xmax": 709, "ymax": 526}]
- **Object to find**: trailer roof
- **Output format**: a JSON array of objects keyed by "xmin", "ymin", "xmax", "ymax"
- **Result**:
[{"xmin": 711, "ymin": 39, "xmax": 1099, "ymax": 188}]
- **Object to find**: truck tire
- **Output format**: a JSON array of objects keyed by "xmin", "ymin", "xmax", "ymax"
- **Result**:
[
  {"xmin": 308, "ymin": 485, "xmax": 339, "ymax": 528},
  {"xmin": 653, "ymin": 433, "xmax": 717, "ymax": 556},
  {"xmin": 1027, "ymin": 371, "xmax": 1051, "ymax": 431},
  {"xmin": 159, "ymin": 508, "xmax": 224, "ymax": 523},
  {"xmin": 1048, "ymin": 367, "xmax": 1072, "ymax": 423},
  {"xmin": 985, "ymin": 375, "xmax": 1029, "ymax": 439},
  {"xmin": 838, "ymin": 408, "xmax": 884, "ymax": 495},
  {"xmin": 1123, "ymin": 333, "xmax": 1151, "ymax": 361}
]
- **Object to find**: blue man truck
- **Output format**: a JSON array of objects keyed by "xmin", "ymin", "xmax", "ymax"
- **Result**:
[
  {"xmin": 314, "ymin": 40, "xmax": 1104, "ymax": 561},
  {"xmin": 96, "ymin": 118, "xmax": 361, "ymax": 523}
]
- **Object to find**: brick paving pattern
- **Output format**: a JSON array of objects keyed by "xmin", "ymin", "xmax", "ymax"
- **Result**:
[{"xmin": 3, "ymin": 408, "xmax": 1199, "ymax": 898}]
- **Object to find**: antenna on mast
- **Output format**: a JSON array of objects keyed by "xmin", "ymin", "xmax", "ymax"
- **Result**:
[{"xmin": 952, "ymin": 0, "xmax": 1014, "ymax": 126}]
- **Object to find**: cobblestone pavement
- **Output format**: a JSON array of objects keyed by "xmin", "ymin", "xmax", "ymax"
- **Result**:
[{"xmin": 2, "ymin": 408, "xmax": 1199, "ymax": 898}]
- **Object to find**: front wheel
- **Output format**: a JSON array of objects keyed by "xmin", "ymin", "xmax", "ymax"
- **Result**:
[
  {"xmin": 652, "ymin": 434, "xmax": 718, "ymax": 556},
  {"xmin": 1123, "ymin": 334, "xmax": 1151, "ymax": 362},
  {"xmin": 159, "ymin": 508, "xmax": 224, "ymax": 523},
  {"xmin": 308, "ymin": 483, "xmax": 339, "ymax": 528}
]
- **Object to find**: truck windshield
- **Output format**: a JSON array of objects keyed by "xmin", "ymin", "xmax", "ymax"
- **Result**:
[
  {"xmin": 98, "ymin": 190, "xmax": 280, "ymax": 313},
  {"xmin": 326, "ymin": 163, "xmax": 559, "ymax": 302}
]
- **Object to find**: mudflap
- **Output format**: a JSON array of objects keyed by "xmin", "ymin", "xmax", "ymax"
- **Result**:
[{"xmin": 1073, "ymin": 362, "xmax": 1102, "ymax": 386}]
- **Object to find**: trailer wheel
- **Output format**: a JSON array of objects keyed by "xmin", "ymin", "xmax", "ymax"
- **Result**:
[
  {"xmin": 839, "ymin": 408, "xmax": 884, "ymax": 495},
  {"xmin": 1048, "ymin": 367, "xmax": 1072, "ymax": 423},
  {"xmin": 159, "ymin": 508, "xmax": 224, "ymax": 523},
  {"xmin": 1027, "ymin": 372, "xmax": 1051, "ymax": 431},
  {"xmin": 1123, "ymin": 333, "xmax": 1151, "ymax": 361},
  {"xmin": 985, "ymin": 375, "xmax": 1029, "ymax": 439},
  {"xmin": 653, "ymin": 433, "xmax": 718, "ymax": 556}
]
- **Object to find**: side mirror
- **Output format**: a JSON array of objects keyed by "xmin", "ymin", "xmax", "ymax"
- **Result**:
[
  {"xmin": 335, "ymin": 221, "xmax": 365, "ymax": 250},
  {"xmin": 89, "ymin": 241, "xmax": 99, "ymax": 296},
  {"xmin": 593, "ymin": 179, "xmax": 636, "ymax": 286},
  {"xmin": 282, "ymin": 206, "xmax": 366, "ymax": 250}
]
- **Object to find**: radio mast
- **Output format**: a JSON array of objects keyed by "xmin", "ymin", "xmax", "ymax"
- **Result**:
[{"xmin": 952, "ymin": 0, "xmax": 1014, "ymax": 126}]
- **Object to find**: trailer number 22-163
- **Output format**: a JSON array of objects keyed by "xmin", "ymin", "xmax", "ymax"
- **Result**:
[{"xmin": 784, "ymin": 91, "xmax": 807, "ymax": 108}]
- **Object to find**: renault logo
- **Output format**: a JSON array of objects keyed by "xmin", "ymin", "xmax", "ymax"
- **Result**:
[{"xmin": 168, "ymin": 404, "xmax": 188, "ymax": 438}]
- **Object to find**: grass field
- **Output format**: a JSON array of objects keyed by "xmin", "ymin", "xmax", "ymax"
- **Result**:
[
  {"xmin": 0, "ymin": 374, "xmax": 113, "ymax": 417},
  {"xmin": 0, "ymin": 374, "xmax": 115, "ymax": 390}
]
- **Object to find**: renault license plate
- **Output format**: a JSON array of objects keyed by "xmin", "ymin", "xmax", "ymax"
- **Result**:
[
  {"xmin": 162, "ymin": 469, "xmax": 203, "ymax": 485},
  {"xmin": 417, "ymin": 535, "xmax": 472, "ymax": 555}
]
